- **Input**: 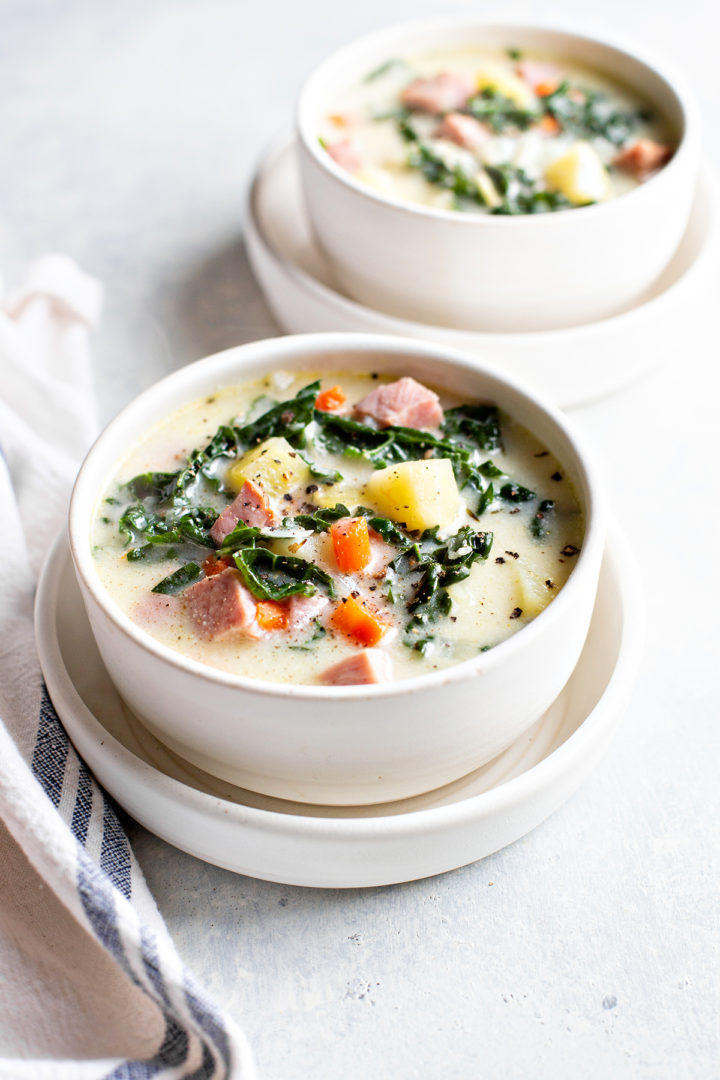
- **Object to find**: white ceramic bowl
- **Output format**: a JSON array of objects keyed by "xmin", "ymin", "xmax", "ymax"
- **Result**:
[
  {"xmin": 296, "ymin": 20, "xmax": 700, "ymax": 332},
  {"xmin": 69, "ymin": 333, "xmax": 606, "ymax": 806}
]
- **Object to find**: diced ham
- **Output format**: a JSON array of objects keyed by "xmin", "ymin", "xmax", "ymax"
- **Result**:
[
  {"xmin": 435, "ymin": 112, "xmax": 488, "ymax": 150},
  {"xmin": 185, "ymin": 568, "xmax": 261, "ymax": 641},
  {"xmin": 285, "ymin": 593, "xmax": 330, "ymax": 632},
  {"xmin": 325, "ymin": 139, "xmax": 362, "ymax": 174},
  {"xmin": 319, "ymin": 649, "xmax": 394, "ymax": 686},
  {"xmin": 209, "ymin": 480, "xmax": 274, "ymax": 545},
  {"xmin": 400, "ymin": 72, "xmax": 474, "ymax": 114},
  {"xmin": 516, "ymin": 59, "xmax": 562, "ymax": 95},
  {"xmin": 613, "ymin": 138, "xmax": 673, "ymax": 180},
  {"xmin": 353, "ymin": 377, "xmax": 444, "ymax": 430},
  {"xmin": 364, "ymin": 531, "xmax": 395, "ymax": 579}
]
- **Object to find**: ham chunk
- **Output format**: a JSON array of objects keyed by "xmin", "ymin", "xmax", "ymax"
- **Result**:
[
  {"xmin": 285, "ymin": 593, "xmax": 330, "ymax": 632},
  {"xmin": 354, "ymin": 377, "xmax": 444, "ymax": 430},
  {"xmin": 613, "ymin": 138, "xmax": 673, "ymax": 180},
  {"xmin": 210, "ymin": 480, "xmax": 274, "ymax": 545},
  {"xmin": 516, "ymin": 59, "xmax": 562, "ymax": 95},
  {"xmin": 319, "ymin": 649, "xmax": 394, "ymax": 686},
  {"xmin": 436, "ymin": 112, "xmax": 488, "ymax": 150},
  {"xmin": 186, "ymin": 569, "xmax": 260, "ymax": 641},
  {"xmin": 325, "ymin": 139, "xmax": 362, "ymax": 174},
  {"xmin": 401, "ymin": 73, "xmax": 473, "ymax": 114}
]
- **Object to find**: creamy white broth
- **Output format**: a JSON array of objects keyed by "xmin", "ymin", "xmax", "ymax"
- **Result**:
[
  {"xmin": 318, "ymin": 46, "xmax": 673, "ymax": 213},
  {"xmin": 92, "ymin": 370, "xmax": 583, "ymax": 684}
]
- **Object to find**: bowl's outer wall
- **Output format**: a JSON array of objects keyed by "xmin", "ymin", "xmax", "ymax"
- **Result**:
[
  {"xmin": 297, "ymin": 22, "xmax": 700, "ymax": 332},
  {"xmin": 69, "ymin": 334, "xmax": 606, "ymax": 806},
  {"xmin": 77, "ymin": 558, "xmax": 600, "ymax": 805}
]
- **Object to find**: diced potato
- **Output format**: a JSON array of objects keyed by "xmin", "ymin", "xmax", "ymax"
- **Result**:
[
  {"xmin": 226, "ymin": 437, "xmax": 311, "ymax": 497},
  {"xmin": 509, "ymin": 564, "xmax": 552, "ymax": 619},
  {"xmin": 364, "ymin": 459, "xmax": 460, "ymax": 532},
  {"xmin": 544, "ymin": 141, "xmax": 611, "ymax": 205},
  {"xmin": 475, "ymin": 64, "xmax": 535, "ymax": 108}
]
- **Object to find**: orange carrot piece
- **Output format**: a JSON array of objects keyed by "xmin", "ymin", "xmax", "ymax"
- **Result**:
[
  {"xmin": 256, "ymin": 599, "xmax": 289, "ymax": 632},
  {"xmin": 202, "ymin": 553, "xmax": 234, "ymax": 577},
  {"xmin": 538, "ymin": 114, "xmax": 561, "ymax": 135},
  {"xmin": 331, "ymin": 517, "xmax": 371, "ymax": 573},
  {"xmin": 315, "ymin": 385, "xmax": 347, "ymax": 412},
  {"xmin": 331, "ymin": 595, "xmax": 389, "ymax": 646},
  {"xmin": 536, "ymin": 80, "xmax": 560, "ymax": 97}
]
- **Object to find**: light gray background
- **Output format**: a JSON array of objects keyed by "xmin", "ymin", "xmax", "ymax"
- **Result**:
[{"xmin": 3, "ymin": 2, "xmax": 718, "ymax": 1077}]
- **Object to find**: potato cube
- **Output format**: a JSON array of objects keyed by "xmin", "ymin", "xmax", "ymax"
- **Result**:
[
  {"xmin": 544, "ymin": 141, "xmax": 610, "ymax": 205},
  {"xmin": 509, "ymin": 564, "xmax": 552, "ymax": 619},
  {"xmin": 364, "ymin": 459, "xmax": 460, "ymax": 532},
  {"xmin": 226, "ymin": 436, "xmax": 311, "ymax": 497}
]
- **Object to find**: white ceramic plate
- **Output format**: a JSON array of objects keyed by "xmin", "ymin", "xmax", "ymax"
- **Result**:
[
  {"xmin": 246, "ymin": 138, "xmax": 719, "ymax": 409},
  {"xmin": 35, "ymin": 526, "xmax": 642, "ymax": 888}
]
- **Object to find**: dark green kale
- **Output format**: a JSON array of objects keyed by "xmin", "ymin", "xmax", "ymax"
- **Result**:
[
  {"xmin": 499, "ymin": 481, "xmax": 536, "ymax": 503},
  {"xmin": 232, "ymin": 548, "xmax": 335, "ymax": 601},
  {"xmin": 398, "ymin": 118, "xmax": 489, "ymax": 206},
  {"xmin": 541, "ymin": 82, "xmax": 640, "ymax": 147},
  {"xmin": 151, "ymin": 562, "xmax": 203, "ymax": 595},
  {"xmin": 441, "ymin": 404, "xmax": 502, "ymax": 453},
  {"xmin": 234, "ymin": 380, "xmax": 320, "ymax": 451},
  {"xmin": 530, "ymin": 499, "xmax": 555, "ymax": 539},
  {"xmin": 294, "ymin": 505, "xmax": 351, "ymax": 532},
  {"xmin": 388, "ymin": 526, "xmax": 494, "ymax": 654},
  {"xmin": 485, "ymin": 164, "xmax": 573, "ymax": 215}
]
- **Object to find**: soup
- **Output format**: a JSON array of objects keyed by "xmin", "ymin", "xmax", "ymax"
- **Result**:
[
  {"xmin": 318, "ymin": 46, "xmax": 673, "ymax": 214},
  {"xmin": 92, "ymin": 370, "xmax": 584, "ymax": 685}
]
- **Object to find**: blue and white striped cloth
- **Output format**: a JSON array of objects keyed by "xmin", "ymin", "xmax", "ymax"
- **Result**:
[{"xmin": 0, "ymin": 258, "xmax": 255, "ymax": 1078}]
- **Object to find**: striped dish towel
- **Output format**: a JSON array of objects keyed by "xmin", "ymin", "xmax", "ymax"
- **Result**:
[{"xmin": 0, "ymin": 257, "xmax": 255, "ymax": 1079}]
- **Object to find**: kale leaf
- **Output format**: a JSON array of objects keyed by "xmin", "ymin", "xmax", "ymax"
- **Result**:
[
  {"xmin": 151, "ymin": 562, "xmax": 203, "ymax": 595},
  {"xmin": 530, "ymin": 499, "xmax": 555, "ymax": 538},
  {"xmin": 388, "ymin": 526, "xmax": 494, "ymax": 653},
  {"xmin": 233, "ymin": 548, "xmax": 336, "ymax": 601}
]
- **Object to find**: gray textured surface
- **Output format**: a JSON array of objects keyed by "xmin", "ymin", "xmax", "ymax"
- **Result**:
[{"xmin": 4, "ymin": 1, "xmax": 719, "ymax": 1077}]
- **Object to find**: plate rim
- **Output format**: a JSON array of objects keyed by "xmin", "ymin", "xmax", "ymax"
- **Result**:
[{"xmin": 35, "ymin": 523, "xmax": 644, "ymax": 846}]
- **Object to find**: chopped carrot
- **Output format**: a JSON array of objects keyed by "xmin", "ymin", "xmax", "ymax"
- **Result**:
[
  {"xmin": 538, "ymin": 114, "xmax": 561, "ymax": 135},
  {"xmin": 315, "ymin": 385, "xmax": 347, "ymax": 412},
  {"xmin": 331, "ymin": 595, "xmax": 389, "ymax": 646},
  {"xmin": 329, "ymin": 113, "xmax": 350, "ymax": 128},
  {"xmin": 202, "ymin": 553, "xmax": 234, "ymax": 577},
  {"xmin": 536, "ymin": 80, "xmax": 560, "ymax": 97},
  {"xmin": 331, "ymin": 517, "xmax": 371, "ymax": 573},
  {"xmin": 256, "ymin": 599, "xmax": 289, "ymax": 632}
]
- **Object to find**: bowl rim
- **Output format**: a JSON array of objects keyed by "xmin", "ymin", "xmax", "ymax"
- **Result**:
[
  {"xmin": 296, "ymin": 15, "xmax": 699, "ymax": 227},
  {"xmin": 69, "ymin": 332, "xmax": 606, "ymax": 701}
]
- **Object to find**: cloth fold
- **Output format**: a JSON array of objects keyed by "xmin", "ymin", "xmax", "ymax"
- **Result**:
[{"xmin": 0, "ymin": 257, "xmax": 255, "ymax": 1079}]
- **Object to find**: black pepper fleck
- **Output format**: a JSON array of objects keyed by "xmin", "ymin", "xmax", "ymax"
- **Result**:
[
  {"xmin": 505, "ymin": 550, "xmax": 519, "ymax": 559},
  {"xmin": 534, "ymin": 450, "xmax": 549, "ymax": 458},
  {"xmin": 306, "ymin": 484, "xmax": 319, "ymax": 494},
  {"xmin": 509, "ymin": 607, "xmax": 522, "ymax": 619},
  {"xmin": 495, "ymin": 557, "xmax": 506, "ymax": 564},
  {"xmin": 551, "ymin": 471, "xmax": 563, "ymax": 482},
  {"xmin": 561, "ymin": 544, "xmax": 579, "ymax": 556}
]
